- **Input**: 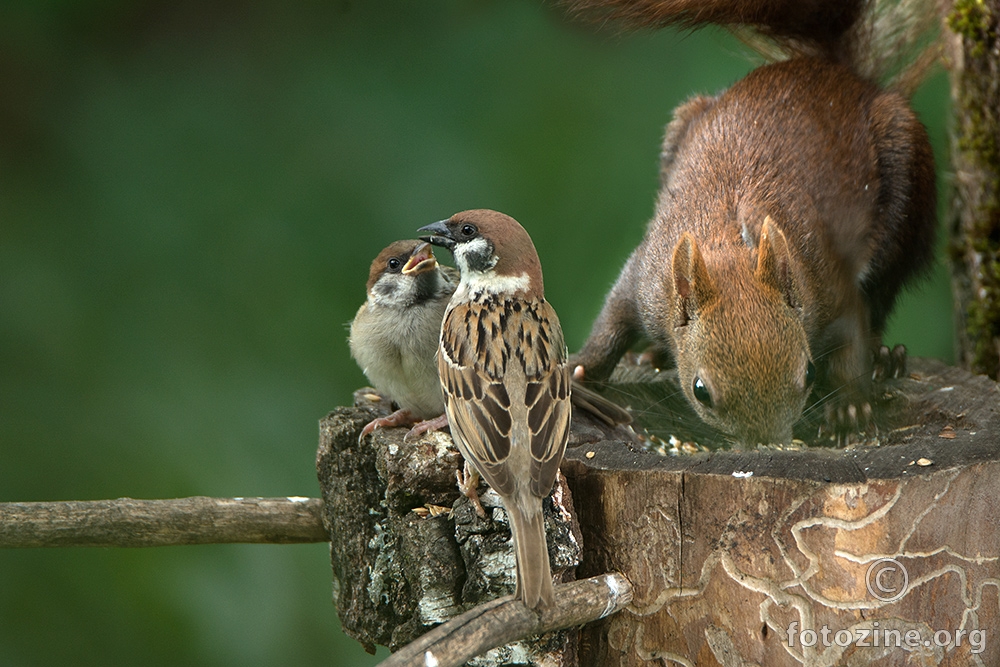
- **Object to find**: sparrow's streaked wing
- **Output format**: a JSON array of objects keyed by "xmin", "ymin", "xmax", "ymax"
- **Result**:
[{"xmin": 438, "ymin": 297, "xmax": 571, "ymax": 498}]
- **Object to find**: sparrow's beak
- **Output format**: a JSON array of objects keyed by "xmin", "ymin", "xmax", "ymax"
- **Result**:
[
  {"xmin": 401, "ymin": 242, "xmax": 438, "ymax": 275},
  {"xmin": 417, "ymin": 220, "xmax": 455, "ymax": 250}
]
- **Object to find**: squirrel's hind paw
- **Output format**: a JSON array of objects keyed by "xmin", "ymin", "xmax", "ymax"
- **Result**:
[{"xmin": 872, "ymin": 344, "xmax": 907, "ymax": 382}]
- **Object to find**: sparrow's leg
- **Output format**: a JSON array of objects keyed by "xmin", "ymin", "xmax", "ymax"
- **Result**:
[
  {"xmin": 457, "ymin": 461, "xmax": 486, "ymax": 518},
  {"xmin": 402, "ymin": 413, "xmax": 449, "ymax": 443},
  {"xmin": 358, "ymin": 408, "xmax": 416, "ymax": 443}
]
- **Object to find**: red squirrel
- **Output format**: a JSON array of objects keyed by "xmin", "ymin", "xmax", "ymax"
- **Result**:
[{"xmin": 568, "ymin": 0, "xmax": 938, "ymax": 445}]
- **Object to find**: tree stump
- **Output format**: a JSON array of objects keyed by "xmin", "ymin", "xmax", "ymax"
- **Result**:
[
  {"xmin": 316, "ymin": 387, "xmax": 637, "ymax": 664},
  {"xmin": 317, "ymin": 358, "xmax": 1000, "ymax": 666}
]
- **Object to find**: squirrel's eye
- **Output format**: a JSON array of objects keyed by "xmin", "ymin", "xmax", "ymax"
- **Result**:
[
  {"xmin": 461, "ymin": 224, "xmax": 477, "ymax": 237},
  {"xmin": 692, "ymin": 376, "xmax": 713, "ymax": 408},
  {"xmin": 805, "ymin": 361, "xmax": 816, "ymax": 386},
  {"xmin": 387, "ymin": 257, "xmax": 402, "ymax": 271}
]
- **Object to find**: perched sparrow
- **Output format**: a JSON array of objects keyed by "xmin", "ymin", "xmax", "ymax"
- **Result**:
[
  {"xmin": 419, "ymin": 209, "xmax": 571, "ymax": 610},
  {"xmin": 351, "ymin": 237, "xmax": 629, "ymax": 447},
  {"xmin": 349, "ymin": 240, "xmax": 455, "ymax": 441}
]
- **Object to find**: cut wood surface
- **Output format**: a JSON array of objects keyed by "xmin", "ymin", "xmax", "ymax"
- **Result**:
[
  {"xmin": 566, "ymin": 357, "xmax": 1000, "ymax": 667},
  {"xmin": 319, "ymin": 358, "xmax": 999, "ymax": 666}
]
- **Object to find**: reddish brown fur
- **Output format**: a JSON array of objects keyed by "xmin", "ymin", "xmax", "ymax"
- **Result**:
[
  {"xmin": 572, "ymin": 5, "xmax": 937, "ymax": 444},
  {"xmin": 566, "ymin": 0, "xmax": 866, "ymax": 57}
]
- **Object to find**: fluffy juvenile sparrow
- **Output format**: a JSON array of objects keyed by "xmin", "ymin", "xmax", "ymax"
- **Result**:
[
  {"xmin": 351, "ymin": 239, "xmax": 629, "ymax": 447},
  {"xmin": 419, "ymin": 209, "xmax": 571, "ymax": 610},
  {"xmin": 349, "ymin": 240, "xmax": 455, "ymax": 441}
]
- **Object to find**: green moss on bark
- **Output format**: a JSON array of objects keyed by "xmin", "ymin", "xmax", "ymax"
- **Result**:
[{"xmin": 948, "ymin": 0, "xmax": 1000, "ymax": 378}]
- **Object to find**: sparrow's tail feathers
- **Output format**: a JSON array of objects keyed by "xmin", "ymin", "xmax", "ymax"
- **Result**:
[
  {"xmin": 571, "ymin": 381, "xmax": 632, "ymax": 426},
  {"xmin": 507, "ymin": 499, "xmax": 555, "ymax": 610}
]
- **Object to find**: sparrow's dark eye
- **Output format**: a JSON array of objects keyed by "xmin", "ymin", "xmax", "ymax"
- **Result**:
[
  {"xmin": 692, "ymin": 376, "xmax": 713, "ymax": 408},
  {"xmin": 805, "ymin": 361, "xmax": 816, "ymax": 386},
  {"xmin": 386, "ymin": 257, "xmax": 402, "ymax": 272},
  {"xmin": 460, "ymin": 224, "xmax": 477, "ymax": 238}
]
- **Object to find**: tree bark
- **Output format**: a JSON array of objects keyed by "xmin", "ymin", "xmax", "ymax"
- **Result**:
[
  {"xmin": 946, "ymin": 0, "xmax": 1000, "ymax": 378},
  {"xmin": 315, "ymin": 392, "xmax": 637, "ymax": 660},
  {"xmin": 318, "ymin": 358, "xmax": 1000, "ymax": 666},
  {"xmin": 0, "ymin": 496, "xmax": 327, "ymax": 548}
]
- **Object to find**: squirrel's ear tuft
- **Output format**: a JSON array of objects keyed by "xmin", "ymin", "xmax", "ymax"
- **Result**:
[
  {"xmin": 671, "ymin": 233, "xmax": 716, "ymax": 327},
  {"xmin": 757, "ymin": 216, "xmax": 800, "ymax": 310}
]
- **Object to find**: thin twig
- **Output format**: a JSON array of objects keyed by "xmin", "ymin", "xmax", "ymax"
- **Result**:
[
  {"xmin": 0, "ymin": 496, "xmax": 328, "ymax": 548},
  {"xmin": 377, "ymin": 572, "xmax": 633, "ymax": 667}
]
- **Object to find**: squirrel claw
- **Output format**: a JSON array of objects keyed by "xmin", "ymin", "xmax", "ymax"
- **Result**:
[
  {"xmin": 620, "ymin": 348, "xmax": 668, "ymax": 370},
  {"xmin": 821, "ymin": 400, "xmax": 874, "ymax": 444},
  {"xmin": 872, "ymin": 344, "xmax": 907, "ymax": 382}
]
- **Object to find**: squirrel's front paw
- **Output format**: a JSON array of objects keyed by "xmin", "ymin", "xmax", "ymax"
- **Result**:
[
  {"xmin": 622, "ymin": 346, "xmax": 670, "ymax": 370},
  {"xmin": 820, "ymin": 397, "xmax": 874, "ymax": 444},
  {"xmin": 872, "ymin": 344, "xmax": 907, "ymax": 382}
]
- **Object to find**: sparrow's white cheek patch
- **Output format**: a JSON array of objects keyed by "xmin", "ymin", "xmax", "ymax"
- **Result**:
[
  {"xmin": 371, "ymin": 275, "xmax": 415, "ymax": 307},
  {"xmin": 454, "ymin": 237, "xmax": 496, "ymax": 273}
]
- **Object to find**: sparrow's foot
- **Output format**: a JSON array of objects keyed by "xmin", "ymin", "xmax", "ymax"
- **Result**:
[
  {"xmin": 402, "ymin": 413, "xmax": 449, "ymax": 443},
  {"xmin": 872, "ymin": 344, "xmax": 907, "ymax": 382},
  {"xmin": 456, "ymin": 462, "xmax": 486, "ymax": 518},
  {"xmin": 358, "ymin": 408, "xmax": 416, "ymax": 444}
]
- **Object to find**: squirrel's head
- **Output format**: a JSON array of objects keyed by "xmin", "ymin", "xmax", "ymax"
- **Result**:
[{"xmin": 668, "ymin": 219, "xmax": 815, "ymax": 446}]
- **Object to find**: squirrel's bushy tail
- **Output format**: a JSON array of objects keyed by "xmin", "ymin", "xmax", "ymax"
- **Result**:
[{"xmin": 564, "ymin": 0, "xmax": 940, "ymax": 93}]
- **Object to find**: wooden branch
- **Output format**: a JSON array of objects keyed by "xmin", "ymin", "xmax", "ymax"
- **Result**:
[
  {"xmin": 0, "ymin": 496, "xmax": 328, "ymax": 548},
  {"xmin": 377, "ymin": 573, "xmax": 633, "ymax": 667}
]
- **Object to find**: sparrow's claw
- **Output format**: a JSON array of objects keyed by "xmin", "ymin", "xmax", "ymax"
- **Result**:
[
  {"xmin": 456, "ymin": 462, "xmax": 486, "ymax": 518},
  {"xmin": 358, "ymin": 408, "xmax": 416, "ymax": 444},
  {"xmin": 403, "ymin": 413, "xmax": 450, "ymax": 443}
]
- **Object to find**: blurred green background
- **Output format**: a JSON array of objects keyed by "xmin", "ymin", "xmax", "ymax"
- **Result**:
[{"xmin": 0, "ymin": 1, "xmax": 952, "ymax": 665}]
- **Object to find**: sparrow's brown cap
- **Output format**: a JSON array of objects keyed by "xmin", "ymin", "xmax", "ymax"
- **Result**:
[
  {"xmin": 418, "ymin": 209, "xmax": 545, "ymax": 297},
  {"xmin": 366, "ymin": 239, "xmax": 437, "ymax": 292}
]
